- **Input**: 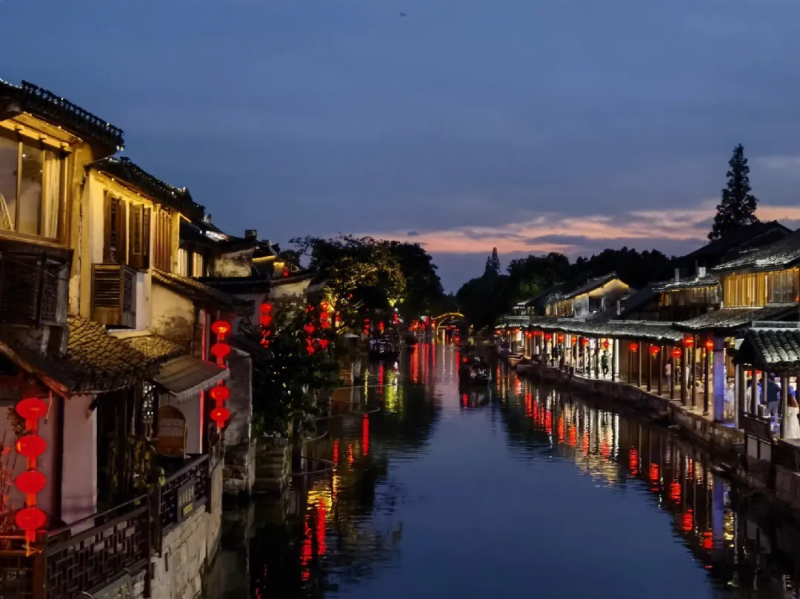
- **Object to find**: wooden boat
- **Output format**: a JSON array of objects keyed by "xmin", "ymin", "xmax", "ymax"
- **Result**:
[
  {"xmin": 459, "ymin": 356, "xmax": 492, "ymax": 385},
  {"xmin": 508, "ymin": 353, "xmax": 525, "ymax": 368}
]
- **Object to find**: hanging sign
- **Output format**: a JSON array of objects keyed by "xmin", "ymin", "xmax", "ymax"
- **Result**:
[{"xmin": 156, "ymin": 406, "xmax": 187, "ymax": 457}]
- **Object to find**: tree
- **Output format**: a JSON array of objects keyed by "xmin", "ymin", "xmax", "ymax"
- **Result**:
[
  {"xmin": 484, "ymin": 247, "xmax": 501, "ymax": 277},
  {"xmin": 386, "ymin": 241, "xmax": 444, "ymax": 321},
  {"xmin": 246, "ymin": 298, "xmax": 338, "ymax": 436},
  {"xmin": 709, "ymin": 144, "xmax": 759, "ymax": 241},
  {"xmin": 291, "ymin": 235, "xmax": 406, "ymax": 331}
]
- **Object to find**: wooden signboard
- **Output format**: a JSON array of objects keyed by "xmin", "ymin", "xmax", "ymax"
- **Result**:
[
  {"xmin": 156, "ymin": 405, "xmax": 187, "ymax": 457},
  {"xmin": 177, "ymin": 480, "xmax": 196, "ymax": 523}
]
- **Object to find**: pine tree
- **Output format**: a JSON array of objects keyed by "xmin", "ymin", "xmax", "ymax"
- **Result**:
[
  {"xmin": 484, "ymin": 247, "xmax": 501, "ymax": 276},
  {"xmin": 709, "ymin": 144, "xmax": 760, "ymax": 241}
]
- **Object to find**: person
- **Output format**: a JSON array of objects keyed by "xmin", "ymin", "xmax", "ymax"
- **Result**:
[
  {"xmin": 786, "ymin": 395, "xmax": 800, "ymax": 439},
  {"xmin": 767, "ymin": 375, "xmax": 781, "ymax": 418},
  {"xmin": 664, "ymin": 361, "xmax": 672, "ymax": 391},
  {"xmin": 601, "ymin": 351, "xmax": 609, "ymax": 378}
]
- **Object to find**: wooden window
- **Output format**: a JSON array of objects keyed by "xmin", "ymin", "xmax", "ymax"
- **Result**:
[
  {"xmin": 177, "ymin": 248, "xmax": 189, "ymax": 276},
  {"xmin": 0, "ymin": 131, "xmax": 65, "ymax": 239},
  {"xmin": 128, "ymin": 204, "xmax": 151, "ymax": 269},
  {"xmin": 103, "ymin": 193, "xmax": 127, "ymax": 265},
  {"xmin": 153, "ymin": 209, "xmax": 173, "ymax": 272}
]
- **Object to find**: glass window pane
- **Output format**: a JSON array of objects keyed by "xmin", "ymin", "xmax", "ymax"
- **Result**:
[
  {"xmin": 42, "ymin": 150, "xmax": 62, "ymax": 238},
  {"xmin": 0, "ymin": 135, "xmax": 18, "ymax": 231},
  {"xmin": 18, "ymin": 142, "xmax": 43, "ymax": 235}
]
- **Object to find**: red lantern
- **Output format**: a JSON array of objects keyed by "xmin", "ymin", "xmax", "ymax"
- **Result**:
[
  {"xmin": 683, "ymin": 335, "xmax": 694, "ymax": 348},
  {"xmin": 705, "ymin": 339, "xmax": 714, "ymax": 351},
  {"xmin": 259, "ymin": 314, "xmax": 273, "ymax": 327},
  {"xmin": 16, "ymin": 398, "xmax": 48, "ymax": 421},
  {"xmin": 669, "ymin": 481, "xmax": 681, "ymax": 503},
  {"xmin": 260, "ymin": 302, "xmax": 273, "ymax": 314},
  {"xmin": 671, "ymin": 347, "xmax": 681, "ymax": 358},
  {"xmin": 210, "ymin": 342, "xmax": 231, "ymax": 359},
  {"xmin": 629, "ymin": 342, "xmax": 639, "ymax": 353},
  {"xmin": 682, "ymin": 509, "xmax": 694, "ymax": 532},
  {"xmin": 602, "ymin": 340, "xmax": 610, "ymax": 350},
  {"xmin": 649, "ymin": 463, "xmax": 659, "ymax": 482},
  {"xmin": 16, "ymin": 434, "xmax": 47, "ymax": 459},
  {"xmin": 544, "ymin": 333, "xmax": 552, "ymax": 341},
  {"xmin": 211, "ymin": 321, "xmax": 231, "ymax": 336},
  {"xmin": 15, "ymin": 470, "xmax": 46, "ymax": 495},
  {"xmin": 303, "ymin": 323, "xmax": 316, "ymax": 335},
  {"xmin": 570, "ymin": 336, "xmax": 577, "ymax": 344},
  {"xmin": 209, "ymin": 386, "xmax": 230, "ymax": 402},
  {"xmin": 702, "ymin": 531, "xmax": 713, "ymax": 550},
  {"xmin": 15, "ymin": 506, "xmax": 46, "ymax": 539},
  {"xmin": 210, "ymin": 407, "xmax": 230, "ymax": 427},
  {"xmin": 557, "ymin": 334, "xmax": 565, "ymax": 343},
  {"xmin": 649, "ymin": 345, "xmax": 660, "ymax": 356},
  {"xmin": 318, "ymin": 339, "xmax": 330, "ymax": 350},
  {"xmin": 283, "ymin": 267, "xmax": 290, "ymax": 277},
  {"xmin": 581, "ymin": 338, "xmax": 589, "ymax": 346},
  {"xmin": 533, "ymin": 330, "xmax": 542, "ymax": 337}
]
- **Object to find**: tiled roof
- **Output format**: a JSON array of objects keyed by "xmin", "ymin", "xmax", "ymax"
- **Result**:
[
  {"xmin": 657, "ymin": 274, "xmax": 719, "ymax": 292},
  {"xmin": 674, "ymin": 304, "xmax": 799, "ymax": 333},
  {"xmin": 153, "ymin": 355, "xmax": 228, "ymax": 402},
  {"xmin": 0, "ymin": 317, "xmax": 174, "ymax": 394},
  {"xmin": 684, "ymin": 221, "xmax": 791, "ymax": 263},
  {"xmin": 617, "ymin": 284, "xmax": 660, "ymax": 318},
  {"xmin": 89, "ymin": 157, "xmax": 204, "ymax": 219},
  {"xmin": 0, "ymin": 79, "xmax": 124, "ymax": 150},
  {"xmin": 713, "ymin": 229, "xmax": 800, "ymax": 273},
  {"xmin": 735, "ymin": 326, "xmax": 800, "ymax": 374},
  {"xmin": 201, "ymin": 276, "xmax": 273, "ymax": 295},
  {"xmin": 123, "ymin": 334, "xmax": 186, "ymax": 361},
  {"xmin": 527, "ymin": 317, "xmax": 682, "ymax": 344},
  {"xmin": 152, "ymin": 269, "xmax": 253, "ymax": 314},
  {"xmin": 561, "ymin": 273, "xmax": 620, "ymax": 300}
]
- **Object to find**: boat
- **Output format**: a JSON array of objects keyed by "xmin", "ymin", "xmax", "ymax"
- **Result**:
[
  {"xmin": 369, "ymin": 337, "xmax": 400, "ymax": 361},
  {"xmin": 508, "ymin": 353, "xmax": 525, "ymax": 368},
  {"xmin": 459, "ymin": 356, "xmax": 492, "ymax": 385},
  {"xmin": 515, "ymin": 359, "xmax": 536, "ymax": 377}
]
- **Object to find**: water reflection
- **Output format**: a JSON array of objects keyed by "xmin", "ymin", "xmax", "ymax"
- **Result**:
[{"xmin": 214, "ymin": 345, "xmax": 800, "ymax": 599}]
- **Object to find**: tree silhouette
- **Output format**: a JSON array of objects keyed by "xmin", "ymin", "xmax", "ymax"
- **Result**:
[
  {"xmin": 709, "ymin": 144, "xmax": 759, "ymax": 241},
  {"xmin": 484, "ymin": 247, "xmax": 501, "ymax": 277}
]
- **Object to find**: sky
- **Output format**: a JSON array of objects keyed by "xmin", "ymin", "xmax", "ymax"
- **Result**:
[{"xmin": 2, "ymin": 0, "xmax": 800, "ymax": 290}]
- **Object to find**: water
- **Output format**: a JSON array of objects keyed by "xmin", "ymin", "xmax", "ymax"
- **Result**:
[{"xmin": 215, "ymin": 344, "xmax": 800, "ymax": 599}]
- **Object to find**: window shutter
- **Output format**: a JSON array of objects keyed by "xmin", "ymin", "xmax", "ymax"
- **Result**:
[
  {"xmin": 142, "ymin": 207, "xmax": 151, "ymax": 269},
  {"xmin": 103, "ymin": 193, "xmax": 114, "ymax": 263},
  {"xmin": 117, "ymin": 200, "xmax": 127, "ymax": 266},
  {"xmin": 129, "ymin": 204, "xmax": 144, "ymax": 269}
]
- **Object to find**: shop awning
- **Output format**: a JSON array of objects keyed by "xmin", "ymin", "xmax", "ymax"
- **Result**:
[{"xmin": 153, "ymin": 356, "xmax": 229, "ymax": 402}]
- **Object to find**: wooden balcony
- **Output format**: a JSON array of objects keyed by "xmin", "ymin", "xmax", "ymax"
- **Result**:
[
  {"xmin": 91, "ymin": 264, "xmax": 137, "ymax": 328},
  {"xmin": 0, "ymin": 453, "xmax": 213, "ymax": 599}
]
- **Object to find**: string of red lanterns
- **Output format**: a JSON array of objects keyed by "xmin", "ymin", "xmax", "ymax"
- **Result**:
[
  {"xmin": 259, "ymin": 302, "xmax": 274, "ymax": 348},
  {"xmin": 14, "ymin": 396, "xmax": 49, "ymax": 544},
  {"xmin": 210, "ymin": 320, "xmax": 232, "ymax": 430}
]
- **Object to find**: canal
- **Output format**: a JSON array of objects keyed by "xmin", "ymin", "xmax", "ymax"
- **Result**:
[{"xmin": 212, "ymin": 343, "xmax": 800, "ymax": 599}]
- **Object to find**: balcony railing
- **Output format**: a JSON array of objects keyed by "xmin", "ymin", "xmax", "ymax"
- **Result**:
[
  {"xmin": 44, "ymin": 496, "xmax": 150, "ymax": 599},
  {"xmin": 91, "ymin": 264, "xmax": 136, "ymax": 328},
  {"xmin": 1, "ymin": 453, "xmax": 214, "ymax": 599}
]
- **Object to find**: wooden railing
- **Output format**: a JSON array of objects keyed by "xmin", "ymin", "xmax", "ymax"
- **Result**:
[
  {"xmin": 0, "ymin": 452, "xmax": 216, "ymax": 599},
  {"xmin": 44, "ymin": 496, "xmax": 150, "ymax": 599},
  {"xmin": 157, "ymin": 454, "xmax": 210, "ymax": 541}
]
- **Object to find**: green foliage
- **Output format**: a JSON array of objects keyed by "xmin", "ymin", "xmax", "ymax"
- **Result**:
[
  {"xmin": 291, "ymin": 235, "xmax": 444, "ymax": 327},
  {"xmin": 247, "ymin": 299, "xmax": 338, "ymax": 437},
  {"xmin": 709, "ymin": 144, "xmax": 759, "ymax": 241},
  {"xmin": 484, "ymin": 247, "xmax": 501, "ymax": 276}
]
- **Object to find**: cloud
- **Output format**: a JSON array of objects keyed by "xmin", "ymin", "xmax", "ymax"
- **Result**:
[
  {"xmin": 364, "ymin": 203, "xmax": 800, "ymax": 257},
  {"xmin": 755, "ymin": 155, "xmax": 800, "ymax": 171}
]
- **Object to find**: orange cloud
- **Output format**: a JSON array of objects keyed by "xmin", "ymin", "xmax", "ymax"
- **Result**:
[{"xmin": 366, "ymin": 203, "xmax": 799, "ymax": 255}]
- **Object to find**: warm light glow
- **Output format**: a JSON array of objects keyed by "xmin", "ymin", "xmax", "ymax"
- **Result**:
[
  {"xmin": 15, "ymin": 506, "xmax": 46, "ymax": 537},
  {"xmin": 705, "ymin": 339, "xmax": 714, "ymax": 350},
  {"xmin": 15, "ymin": 470, "xmax": 46, "ymax": 495},
  {"xmin": 16, "ymin": 434, "xmax": 47, "ymax": 458},
  {"xmin": 16, "ymin": 398, "xmax": 48, "ymax": 421},
  {"xmin": 671, "ymin": 347, "xmax": 682, "ymax": 358},
  {"xmin": 210, "ymin": 342, "xmax": 231, "ymax": 358},
  {"xmin": 209, "ymin": 386, "xmax": 230, "ymax": 402},
  {"xmin": 629, "ymin": 342, "xmax": 638, "ymax": 352},
  {"xmin": 211, "ymin": 320, "xmax": 231, "ymax": 336},
  {"xmin": 683, "ymin": 335, "xmax": 695, "ymax": 348},
  {"xmin": 649, "ymin": 345, "xmax": 660, "ymax": 356},
  {"xmin": 210, "ymin": 407, "xmax": 231, "ymax": 427}
]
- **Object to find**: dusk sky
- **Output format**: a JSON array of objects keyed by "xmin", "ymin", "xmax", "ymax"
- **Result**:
[{"xmin": 3, "ymin": 0, "xmax": 800, "ymax": 290}]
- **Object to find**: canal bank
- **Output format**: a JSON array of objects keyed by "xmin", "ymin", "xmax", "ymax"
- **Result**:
[
  {"xmin": 208, "ymin": 343, "xmax": 800, "ymax": 599},
  {"xmin": 522, "ymin": 359, "xmax": 800, "ymax": 518}
]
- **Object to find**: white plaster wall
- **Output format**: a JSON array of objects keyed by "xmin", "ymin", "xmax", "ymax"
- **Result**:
[
  {"xmin": 61, "ymin": 394, "xmax": 97, "ymax": 524},
  {"xmin": 151, "ymin": 283, "xmax": 195, "ymax": 347},
  {"xmin": 160, "ymin": 393, "xmax": 202, "ymax": 455}
]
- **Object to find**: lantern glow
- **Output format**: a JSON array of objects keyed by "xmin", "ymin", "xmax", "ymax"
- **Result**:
[
  {"xmin": 16, "ymin": 434, "xmax": 47, "ymax": 459},
  {"xmin": 210, "ymin": 342, "xmax": 231, "ymax": 359},
  {"xmin": 629, "ymin": 342, "xmax": 639, "ymax": 352},
  {"xmin": 211, "ymin": 321, "xmax": 231, "ymax": 336},
  {"xmin": 671, "ymin": 347, "xmax": 682, "ymax": 358},
  {"xmin": 209, "ymin": 386, "xmax": 230, "ymax": 402},
  {"xmin": 15, "ymin": 470, "xmax": 46, "ymax": 495}
]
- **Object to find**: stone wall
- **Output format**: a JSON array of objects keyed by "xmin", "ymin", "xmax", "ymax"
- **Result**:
[
  {"xmin": 254, "ymin": 437, "xmax": 291, "ymax": 495},
  {"xmin": 223, "ymin": 439, "xmax": 257, "ymax": 497}
]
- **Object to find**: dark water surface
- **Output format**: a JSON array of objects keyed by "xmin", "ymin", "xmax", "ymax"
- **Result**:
[{"xmin": 213, "ymin": 344, "xmax": 800, "ymax": 599}]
